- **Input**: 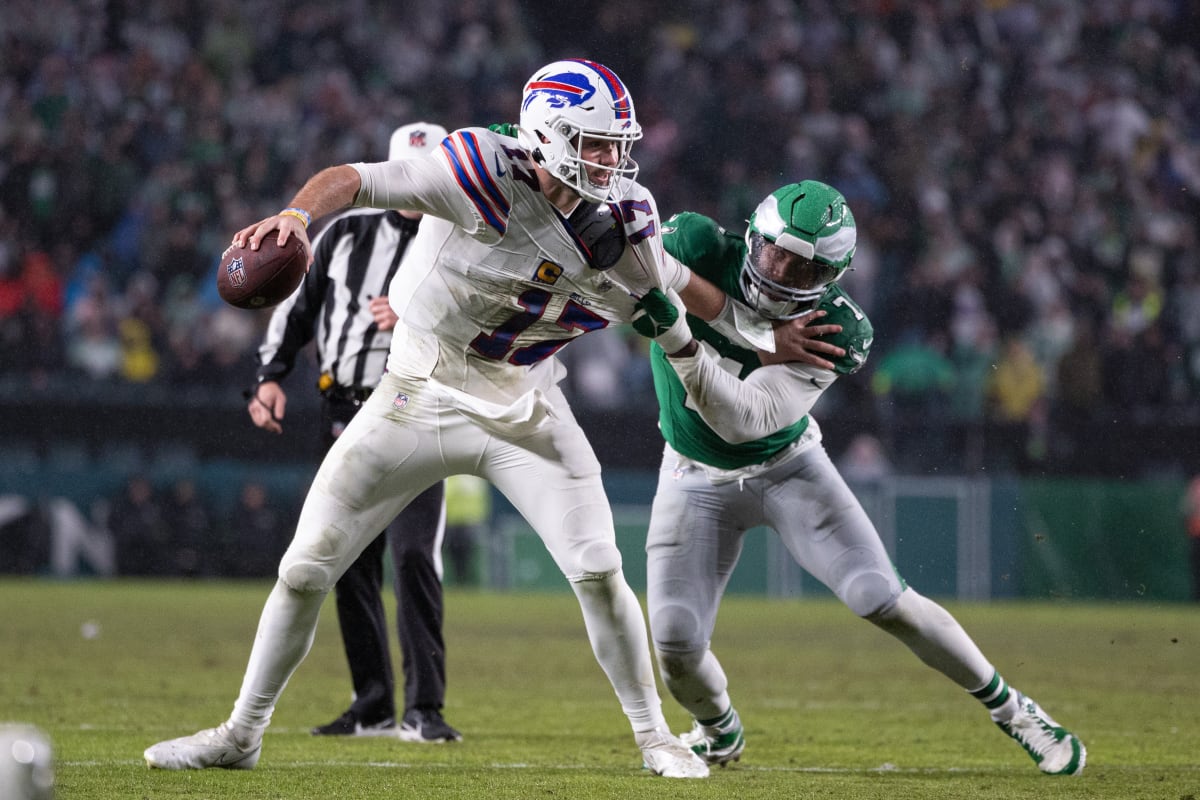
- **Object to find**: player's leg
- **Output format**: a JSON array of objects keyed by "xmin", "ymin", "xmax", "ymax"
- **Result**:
[
  {"xmin": 764, "ymin": 433, "xmax": 1084, "ymax": 774},
  {"xmin": 386, "ymin": 481, "xmax": 461, "ymax": 743},
  {"xmin": 483, "ymin": 396, "xmax": 707, "ymax": 779},
  {"xmin": 644, "ymin": 452, "xmax": 750, "ymax": 766},
  {"xmin": 145, "ymin": 378, "xmax": 448, "ymax": 769}
]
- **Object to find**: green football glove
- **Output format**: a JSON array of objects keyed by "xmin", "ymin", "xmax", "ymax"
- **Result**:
[
  {"xmin": 632, "ymin": 288, "xmax": 693, "ymax": 354},
  {"xmin": 488, "ymin": 122, "xmax": 519, "ymax": 137}
]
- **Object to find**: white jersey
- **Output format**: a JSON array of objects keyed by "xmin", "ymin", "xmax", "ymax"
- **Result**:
[{"xmin": 353, "ymin": 126, "xmax": 684, "ymax": 406}]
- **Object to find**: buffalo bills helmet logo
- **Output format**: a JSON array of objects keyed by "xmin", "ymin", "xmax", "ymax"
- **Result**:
[{"xmin": 523, "ymin": 72, "xmax": 596, "ymax": 111}]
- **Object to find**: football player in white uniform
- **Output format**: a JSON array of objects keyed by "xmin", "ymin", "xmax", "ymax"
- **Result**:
[
  {"xmin": 629, "ymin": 182, "xmax": 1086, "ymax": 776},
  {"xmin": 144, "ymin": 59, "xmax": 803, "ymax": 779}
]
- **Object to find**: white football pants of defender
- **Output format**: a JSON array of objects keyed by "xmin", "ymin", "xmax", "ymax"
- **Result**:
[
  {"xmin": 227, "ymin": 371, "xmax": 665, "ymax": 737},
  {"xmin": 646, "ymin": 420, "xmax": 995, "ymax": 722}
]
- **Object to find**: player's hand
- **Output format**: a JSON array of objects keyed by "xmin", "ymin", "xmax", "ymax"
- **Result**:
[
  {"xmin": 487, "ymin": 122, "xmax": 519, "ymax": 137},
  {"xmin": 632, "ymin": 288, "xmax": 695, "ymax": 356},
  {"xmin": 247, "ymin": 381, "xmax": 286, "ymax": 435},
  {"xmin": 762, "ymin": 309, "xmax": 845, "ymax": 369},
  {"xmin": 232, "ymin": 214, "xmax": 314, "ymax": 267},
  {"xmin": 369, "ymin": 296, "xmax": 399, "ymax": 331}
]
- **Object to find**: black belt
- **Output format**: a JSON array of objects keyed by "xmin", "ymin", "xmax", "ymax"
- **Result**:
[{"xmin": 322, "ymin": 385, "xmax": 373, "ymax": 404}]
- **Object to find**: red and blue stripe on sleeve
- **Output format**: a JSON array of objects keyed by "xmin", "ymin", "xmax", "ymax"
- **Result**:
[{"xmin": 439, "ymin": 131, "xmax": 510, "ymax": 237}]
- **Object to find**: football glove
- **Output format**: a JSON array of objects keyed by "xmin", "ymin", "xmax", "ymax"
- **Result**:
[
  {"xmin": 488, "ymin": 122, "xmax": 519, "ymax": 137},
  {"xmin": 632, "ymin": 288, "xmax": 693, "ymax": 355}
]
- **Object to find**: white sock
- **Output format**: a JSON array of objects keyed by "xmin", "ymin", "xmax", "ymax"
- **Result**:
[
  {"xmin": 871, "ymin": 588, "xmax": 995, "ymax": 689},
  {"xmin": 571, "ymin": 570, "xmax": 666, "ymax": 733},
  {"xmin": 228, "ymin": 580, "xmax": 327, "ymax": 736},
  {"xmin": 659, "ymin": 647, "xmax": 732, "ymax": 723}
]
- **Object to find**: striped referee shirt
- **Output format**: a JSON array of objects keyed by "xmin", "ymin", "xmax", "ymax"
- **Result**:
[{"xmin": 255, "ymin": 208, "xmax": 421, "ymax": 392}]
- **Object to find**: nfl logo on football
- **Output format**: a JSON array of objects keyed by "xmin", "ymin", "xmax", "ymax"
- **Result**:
[{"xmin": 227, "ymin": 257, "xmax": 246, "ymax": 288}]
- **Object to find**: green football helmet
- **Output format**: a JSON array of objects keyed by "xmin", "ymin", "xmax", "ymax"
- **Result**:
[{"xmin": 741, "ymin": 181, "xmax": 857, "ymax": 319}]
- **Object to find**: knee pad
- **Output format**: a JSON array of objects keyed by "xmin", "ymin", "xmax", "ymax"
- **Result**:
[
  {"xmin": 843, "ymin": 570, "xmax": 902, "ymax": 619},
  {"xmin": 280, "ymin": 558, "xmax": 334, "ymax": 594},
  {"xmin": 572, "ymin": 540, "xmax": 622, "ymax": 581},
  {"xmin": 650, "ymin": 603, "xmax": 705, "ymax": 661},
  {"xmin": 278, "ymin": 524, "xmax": 349, "ymax": 593}
]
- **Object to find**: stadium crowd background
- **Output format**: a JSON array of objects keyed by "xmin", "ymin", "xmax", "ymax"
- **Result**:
[{"xmin": 2, "ymin": 0, "xmax": 1199, "ymax": 481}]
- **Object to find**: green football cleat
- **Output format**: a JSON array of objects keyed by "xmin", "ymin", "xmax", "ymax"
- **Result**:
[
  {"xmin": 997, "ymin": 692, "xmax": 1086, "ymax": 775},
  {"xmin": 679, "ymin": 710, "xmax": 746, "ymax": 767}
]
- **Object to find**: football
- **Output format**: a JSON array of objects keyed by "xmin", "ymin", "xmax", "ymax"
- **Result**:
[{"xmin": 216, "ymin": 235, "xmax": 307, "ymax": 310}]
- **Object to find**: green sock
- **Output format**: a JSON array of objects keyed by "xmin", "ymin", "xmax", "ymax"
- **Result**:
[
  {"xmin": 698, "ymin": 707, "xmax": 738, "ymax": 733},
  {"xmin": 969, "ymin": 671, "xmax": 1016, "ymax": 721}
]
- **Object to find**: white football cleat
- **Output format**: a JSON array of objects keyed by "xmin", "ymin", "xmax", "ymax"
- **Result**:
[
  {"xmin": 144, "ymin": 722, "xmax": 261, "ymax": 770},
  {"xmin": 636, "ymin": 728, "xmax": 710, "ymax": 778},
  {"xmin": 997, "ymin": 692, "xmax": 1086, "ymax": 776}
]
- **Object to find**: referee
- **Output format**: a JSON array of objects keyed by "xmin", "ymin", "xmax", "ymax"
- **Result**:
[{"xmin": 246, "ymin": 122, "xmax": 461, "ymax": 744}]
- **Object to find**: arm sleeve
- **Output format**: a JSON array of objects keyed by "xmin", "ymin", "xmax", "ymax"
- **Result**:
[
  {"xmin": 666, "ymin": 344, "xmax": 836, "ymax": 444},
  {"xmin": 660, "ymin": 249, "xmax": 692, "ymax": 294},
  {"xmin": 354, "ymin": 128, "xmax": 516, "ymax": 245},
  {"xmin": 352, "ymin": 157, "xmax": 481, "ymax": 231}
]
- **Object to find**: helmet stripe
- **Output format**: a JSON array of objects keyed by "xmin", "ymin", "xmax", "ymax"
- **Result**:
[
  {"xmin": 565, "ymin": 58, "xmax": 632, "ymax": 119},
  {"xmin": 439, "ymin": 133, "xmax": 508, "ymax": 236},
  {"xmin": 527, "ymin": 79, "xmax": 587, "ymax": 96}
]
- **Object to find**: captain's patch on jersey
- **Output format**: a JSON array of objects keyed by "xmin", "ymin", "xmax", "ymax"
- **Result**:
[{"xmin": 534, "ymin": 260, "xmax": 563, "ymax": 285}]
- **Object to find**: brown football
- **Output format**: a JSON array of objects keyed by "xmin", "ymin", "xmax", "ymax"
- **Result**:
[{"xmin": 216, "ymin": 236, "xmax": 307, "ymax": 310}]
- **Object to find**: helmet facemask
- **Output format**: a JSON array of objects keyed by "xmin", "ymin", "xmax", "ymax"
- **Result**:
[
  {"xmin": 740, "ymin": 233, "xmax": 842, "ymax": 319},
  {"xmin": 517, "ymin": 59, "xmax": 642, "ymax": 203},
  {"xmin": 740, "ymin": 183, "xmax": 857, "ymax": 320}
]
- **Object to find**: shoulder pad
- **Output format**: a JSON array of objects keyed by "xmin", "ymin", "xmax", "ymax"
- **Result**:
[{"xmin": 661, "ymin": 213, "xmax": 744, "ymax": 291}]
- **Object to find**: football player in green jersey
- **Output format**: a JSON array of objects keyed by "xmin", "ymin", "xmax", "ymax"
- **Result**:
[{"xmin": 630, "ymin": 181, "xmax": 1086, "ymax": 775}]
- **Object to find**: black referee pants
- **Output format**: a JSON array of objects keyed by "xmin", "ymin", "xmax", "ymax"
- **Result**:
[{"xmin": 321, "ymin": 394, "xmax": 447, "ymax": 722}]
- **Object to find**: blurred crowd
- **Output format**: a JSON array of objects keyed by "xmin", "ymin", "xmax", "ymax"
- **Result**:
[
  {"xmin": 2, "ymin": 0, "xmax": 1199, "ymax": 473},
  {"xmin": 0, "ymin": 473, "xmax": 292, "ymax": 577}
]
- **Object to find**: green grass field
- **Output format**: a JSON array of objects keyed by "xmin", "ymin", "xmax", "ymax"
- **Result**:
[{"xmin": 1, "ymin": 579, "xmax": 1196, "ymax": 799}]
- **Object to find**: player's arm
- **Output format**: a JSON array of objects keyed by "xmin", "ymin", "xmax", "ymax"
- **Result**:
[
  {"xmin": 632, "ymin": 288, "xmax": 834, "ymax": 443},
  {"xmin": 672, "ymin": 266, "xmax": 843, "ymax": 367},
  {"xmin": 354, "ymin": 153, "xmax": 486, "ymax": 234},
  {"xmin": 671, "ymin": 354, "xmax": 832, "ymax": 444},
  {"xmin": 234, "ymin": 165, "xmax": 363, "ymax": 262},
  {"xmin": 233, "ymin": 125, "xmax": 491, "ymax": 259},
  {"xmin": 646, "ymin": 238, "xmax": 844, "ymax": 371}
]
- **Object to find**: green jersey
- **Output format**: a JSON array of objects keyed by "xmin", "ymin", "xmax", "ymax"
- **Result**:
[{"xmin": 653, "ymin": 211, "xmax": 874, "ymax": 470}]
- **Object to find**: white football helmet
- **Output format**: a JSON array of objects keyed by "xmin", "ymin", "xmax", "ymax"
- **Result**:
[{"xmin": 517, "ymin": 59, "xmax": 642, "ymax": 203}]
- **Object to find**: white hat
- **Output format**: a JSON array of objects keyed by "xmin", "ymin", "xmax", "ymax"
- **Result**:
[{"xmin": 389, "ymin": 122, "xmax": 449, "ymax": 160}]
